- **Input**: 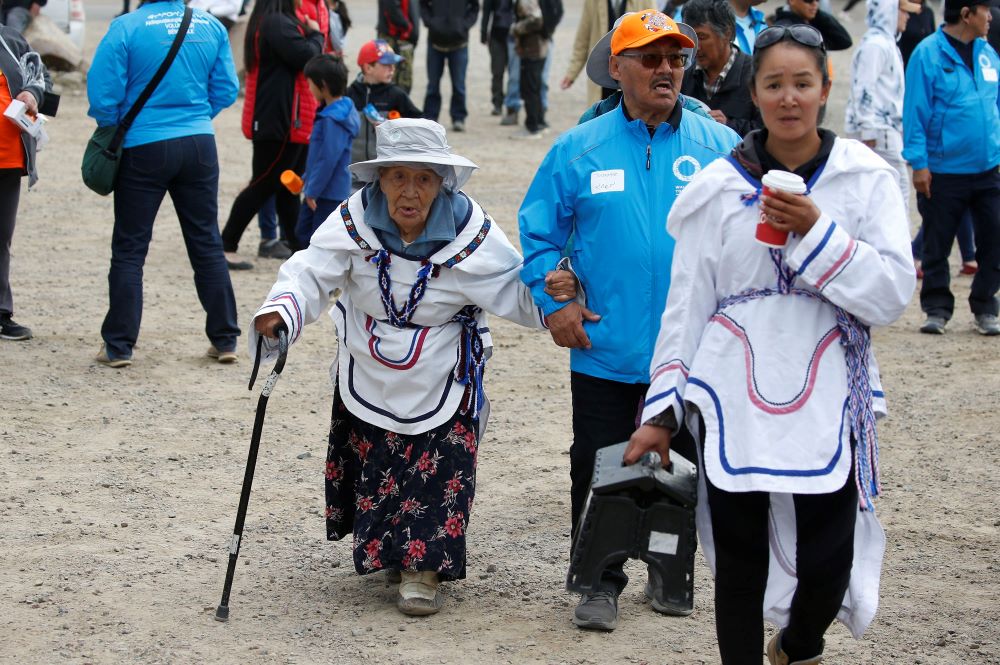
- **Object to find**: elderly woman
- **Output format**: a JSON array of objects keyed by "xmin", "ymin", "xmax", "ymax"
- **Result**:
[
  {"xmin": 679, "ymin": 0, "xmax": 761, "ymax": 137},
  {"xmin": 252, "ymin": 118, "xmax": 572, "ymax": 616}
]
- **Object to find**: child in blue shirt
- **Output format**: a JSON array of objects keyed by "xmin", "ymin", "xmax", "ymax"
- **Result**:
[{"xmin": 296, "ymin": 54, "xmax": 361, "ymax": 247}]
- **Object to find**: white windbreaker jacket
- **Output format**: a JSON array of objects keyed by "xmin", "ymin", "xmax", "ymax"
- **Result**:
[{"xmin": 844, "ymin": 0, "xmax": 907, "ymax": 140}]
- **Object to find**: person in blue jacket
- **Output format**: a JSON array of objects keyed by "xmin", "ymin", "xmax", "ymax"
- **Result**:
[
  {"xmin": 902, "ymin": 0, "xmax": 1000, "ymax": 336},
  {"xmin": 87, "ymin": 0, "xmax": 241, "ymax": 367},
  {"xmin": 296, "ymin": 54, "xmax": 360, "ymax": 247},
  {"xmin": 518, "ymin": 9, "xmax": 739, "ymax": 631}
]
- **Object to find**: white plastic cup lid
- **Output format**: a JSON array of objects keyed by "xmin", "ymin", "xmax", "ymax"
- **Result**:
[{"xmin": 761, "ymin": 170, "xmax": 807, "ymax": 194}]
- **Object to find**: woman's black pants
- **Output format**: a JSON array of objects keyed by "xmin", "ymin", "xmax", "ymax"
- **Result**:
[
  {"xmin": 221, "ymin": 139, "xmax": 306, "ymax": 253},
  {"xmin": 706, "ymin": 469, "xmax": 858, "ymax": 663}
]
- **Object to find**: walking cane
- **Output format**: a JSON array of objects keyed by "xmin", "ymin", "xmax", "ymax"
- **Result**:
[{"xmin": 215, "ymin": 325, "xmax": 289, "ymax": 622}]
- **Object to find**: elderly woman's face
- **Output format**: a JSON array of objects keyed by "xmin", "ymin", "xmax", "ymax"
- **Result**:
[{"xmin": 379, "ymin": 166, "xmax": 444, "ymax": 241}]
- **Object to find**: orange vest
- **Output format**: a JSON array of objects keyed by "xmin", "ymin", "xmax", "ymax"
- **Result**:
[{"xmin": 0, "ymin": 73, "xmax": 25, "ymax": 170}]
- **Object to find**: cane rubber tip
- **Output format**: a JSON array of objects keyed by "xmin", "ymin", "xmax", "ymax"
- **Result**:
[{"xmin": 214, "ymin": 605, "xmax": 229, "ymax": 622}]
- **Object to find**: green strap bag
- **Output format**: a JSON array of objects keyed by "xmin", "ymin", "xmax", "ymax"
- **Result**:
[{"xmin": 81, "ymin": 7, "xmax": 192, "ymax": 196}]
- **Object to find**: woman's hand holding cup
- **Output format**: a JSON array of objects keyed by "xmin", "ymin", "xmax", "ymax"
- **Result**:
[
  {"xmin": 760, "ymin": 188, "xmax": 821, "ymax": 238},
  {"xmin": 756, "ymin": 170, "xmax": 817, "ymax": 247}
]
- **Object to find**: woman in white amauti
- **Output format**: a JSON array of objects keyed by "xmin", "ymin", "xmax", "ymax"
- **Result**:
[
  {"xmin": 624, "ymin": 25, "xmax": 916, "ymax": 664},
  {"xmin": 251, "ymin": 118, "xmax": 572, "ymax": 617}
]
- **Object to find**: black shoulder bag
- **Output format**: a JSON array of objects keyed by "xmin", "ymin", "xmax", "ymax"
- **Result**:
[{"xmin": 82, "ymin": 7, "xmax": 192, "ymax": 196}]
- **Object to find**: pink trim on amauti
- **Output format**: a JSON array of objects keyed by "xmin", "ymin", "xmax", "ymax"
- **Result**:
[
  {"xmin": 651, "ymin": 360, "xmax": 690, "ymax": 382},
  {"xmin": 365, "ymin": 315, "xmax": 429, "ymax": 370},
  {"xmin": 815, "ymin": 238, "xmax": 857, "ymax": 290},
  {"xmin": 268, "ymin": 293, "xmax": 303, "ymax": 341},
  {"xmin": 712, "ymin": 314, "xmax": 840, "ymax": 415}
]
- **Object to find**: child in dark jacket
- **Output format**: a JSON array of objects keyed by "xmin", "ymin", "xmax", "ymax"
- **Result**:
[
  {"xmin": 296, "ymin": 54, "xmax": 361, "ymax": 247},
  {"xmin": 346, "ymin": 39, "xmax": 422, "ymax": 190}
]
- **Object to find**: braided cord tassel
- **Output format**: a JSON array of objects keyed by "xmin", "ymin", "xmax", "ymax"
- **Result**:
[
  {"xmin": 371, "ymin": 250, "xmax": 435, "ymax": 328},
  {"xmin": 835, "ymin": 308, "xmax": 880, "ymax": 511},
  {"xmin": 451, "ymin": 306, "xmax": 486, "ymax": 419}
]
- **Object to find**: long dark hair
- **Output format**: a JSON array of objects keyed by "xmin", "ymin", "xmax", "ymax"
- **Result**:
[{"xmin": 244, "ymin": 0, "xmax": 300, "ymax": 71}]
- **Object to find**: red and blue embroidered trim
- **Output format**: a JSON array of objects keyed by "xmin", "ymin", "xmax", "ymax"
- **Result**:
[
  {"xmin": 341, "ymin": 201, "xmax": 373, "ymax": 251},
  {"xmin": 441, "ymin": 216, "xmax": 492, "ymax": 268}
]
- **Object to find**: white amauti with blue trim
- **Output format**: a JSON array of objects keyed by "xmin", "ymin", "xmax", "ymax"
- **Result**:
[
  {"xmin": 250, "ymin": 188, "xmax": 551, "ymax": 436},
  {"xmin": 641, "ymin": 137, "xmax": 915, "ymax": 639}
]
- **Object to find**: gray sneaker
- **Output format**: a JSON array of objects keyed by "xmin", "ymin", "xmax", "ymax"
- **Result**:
[
  {"xmin": 500, "ymin": 108, "xmax": 519, "ymax": 126},
  {"xmin": 572, "ymin": 590, "xmax": 619, "ymax": 631},
  {"xmin": 643, "ymin": 568, "xmax": 693, "ymax": 616},
  {"xmin": 920, "ymin": 315, "xmax": 947, "ymax": 335},
  {"xmin": 258, "ymin": 239, "xmax": 293, "ymax": 259},
  {"xmin": 974, "ymin": 313, "xmax": 1000, "ymax": 336}
]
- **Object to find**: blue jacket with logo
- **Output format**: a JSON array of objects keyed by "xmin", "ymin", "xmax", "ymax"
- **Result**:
[
  {"xmin": 902, "ymin": 29, "xmax": 1000, "ymax": 173},
  {"xmin": 518, "ymin": 103, "xmax": 739, "ymax": 384},
  {"xmin": 87, "ymin": 0, "xmax": 239, "ymax": 148}
]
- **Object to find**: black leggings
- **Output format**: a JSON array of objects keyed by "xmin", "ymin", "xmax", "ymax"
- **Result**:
[
  {"xmin": 221, "ymin": 139, "xmax": 306, "ymax": 253},
  {"xmin": 706, "ymin": 470, "xmax": 857, "ymax": 663}
]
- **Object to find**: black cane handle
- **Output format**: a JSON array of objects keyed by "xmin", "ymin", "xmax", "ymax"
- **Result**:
[{"xmin": 248, "ymin": 323, "xmax": 289, "ymax": 391}]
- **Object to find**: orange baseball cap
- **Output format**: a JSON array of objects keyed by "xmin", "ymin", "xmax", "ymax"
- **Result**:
[{"xmin": 610, "ymin": 10, "xmax": 696, "ymax": 54}]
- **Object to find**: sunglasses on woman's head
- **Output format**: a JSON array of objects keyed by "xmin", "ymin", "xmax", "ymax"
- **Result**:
[
  {"xmin": 754, "ymin": 24, "xmax": 826, "ymax": 52},
  {"xmin": 617, "ymin": 51, "xmax": 690, "ymax": 69}
]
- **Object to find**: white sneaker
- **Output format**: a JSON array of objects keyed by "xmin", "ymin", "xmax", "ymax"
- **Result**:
[
  {"xmin": 510, "ymin": 128, "xmax": 543, "ymax": 140},
  {"xmin": 397, "ymin": 571, "xmax": 443, "ymax": 616}
]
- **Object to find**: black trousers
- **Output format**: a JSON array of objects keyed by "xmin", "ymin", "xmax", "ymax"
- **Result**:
[
  {"xmin": 487, "ymin": 28, "xmax": 510, "ymax": 110},
  {"xmin": 221, "ymin": 139, "xmax": 307, "ymax": 253},
  {"xmin": 0, "ymin": 168, "xmax": 21, "ymax": 316},
  {"xmin": 520, "ymin": 56, "xmax": 545, "ymax": 133},
  {"xmin": 706, "ymin": 470, "xmax": 857, "ymax": 664},
  {"xmin": 918, "ymin": 167, "xmax": 1000, "ymax": 319},
  {"xmin": 570, "ymin": 371, "xmax": 695, "ymax": 592}
]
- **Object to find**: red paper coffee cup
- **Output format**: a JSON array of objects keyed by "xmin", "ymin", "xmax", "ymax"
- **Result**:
[{"xmin": 756, "ymin": 171, "xmax": 807, "ymax": 248}]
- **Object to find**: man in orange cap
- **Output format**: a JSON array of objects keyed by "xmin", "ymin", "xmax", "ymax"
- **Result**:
[{"xmin": 518, "ymin": 10, "xmax": 740, "ymax": 631}]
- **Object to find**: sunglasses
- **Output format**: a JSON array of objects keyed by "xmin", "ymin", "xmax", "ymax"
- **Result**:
[
  {"xmin": 617, "ymin": 51, "xmax": 690, "ymax": 69},
  {"xmin": 754, "ymin": 24, "xmax": 826, "ymax": 52}
]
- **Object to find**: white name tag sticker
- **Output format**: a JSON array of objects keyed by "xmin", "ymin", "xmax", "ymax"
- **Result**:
[
  {"xmin": 591, "ymin": 169, "xmax": 625, "ymax": 194},
  {"xmin": 984, "ymin": 67, "xmax": 998, "ymax": 82},
  {"xmin": 648, "ymin": 530, "xmax": 679, "ymax": 555}
]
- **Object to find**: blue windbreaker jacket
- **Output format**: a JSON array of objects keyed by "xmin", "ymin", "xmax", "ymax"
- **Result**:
[
  {"xmin": 87, "ymin": 0, "xmax": 239, "ymax": 148},
  {"xmin": 902, "ymin": 29, "xmax": 1000, "ymax": 173},
  {"xmin": 303, "ymin": 97, "xmax": 360, "ymax": 201},
  {"xmin": 519, "ymin": 103, "xmax": 740, "ymax": 384}
]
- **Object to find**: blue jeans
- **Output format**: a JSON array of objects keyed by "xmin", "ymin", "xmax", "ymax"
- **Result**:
[
  {"xmin": 505, "ymin": 37, "xmax": 552, "ymax": 111},
  {"xmin": 258, "ymin": 196, "xmax": 279, "ymax": 241},
  {"xmin": 423, "ymin": 45, "xmax": 468, "ymax": 123},
  {"xmin": 102, "ymin": 135, "xmax": 239, "ymax": 359},
  {"xmin": 917, "ymin": 168, "xmax": 1000, "ymax": 319}
]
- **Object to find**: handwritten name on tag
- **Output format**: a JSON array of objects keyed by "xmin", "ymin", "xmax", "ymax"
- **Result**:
[{"xmin": 591, "ymin": 169, "xmax": 625, "ymax": 194}]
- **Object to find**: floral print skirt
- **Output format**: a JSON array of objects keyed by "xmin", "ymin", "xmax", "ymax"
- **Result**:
[{"xmin": 324, "ymin": 386, "xmax": 479, "ymax": 581}]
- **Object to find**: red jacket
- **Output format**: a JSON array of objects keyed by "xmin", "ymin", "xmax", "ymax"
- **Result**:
[{"xmin": 241, "ymin": 13, "xmax": 324, "ymax": 144}]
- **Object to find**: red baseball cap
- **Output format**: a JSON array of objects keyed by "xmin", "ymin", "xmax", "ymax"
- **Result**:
[{"xmin": 357, "ymin": 40, "xmax": 405, "ymax": 67}]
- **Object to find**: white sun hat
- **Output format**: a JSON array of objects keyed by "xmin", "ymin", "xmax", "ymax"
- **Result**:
[{"xmin": 349, "ymin": 118, "xmax": 479, "ymax": 191}]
